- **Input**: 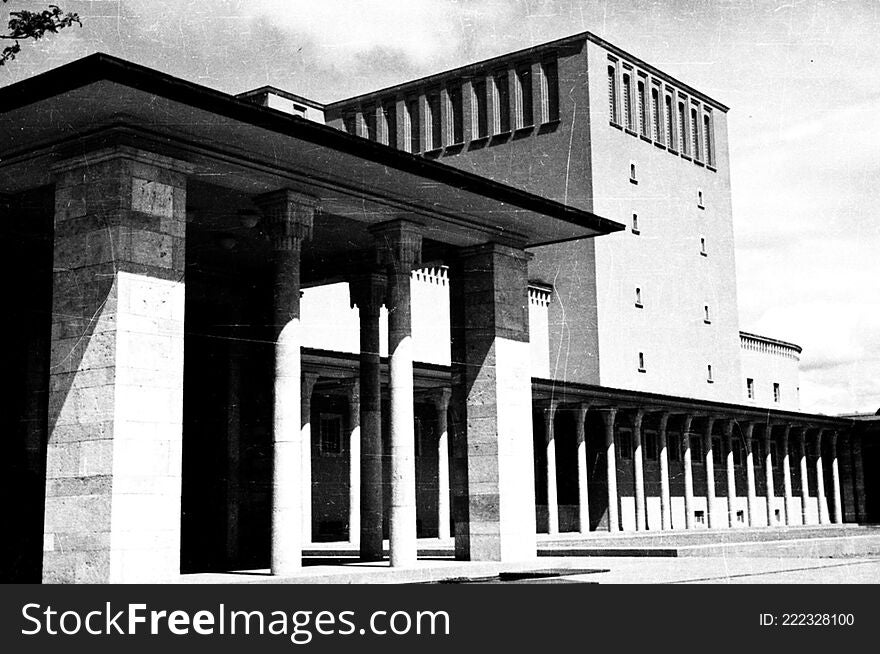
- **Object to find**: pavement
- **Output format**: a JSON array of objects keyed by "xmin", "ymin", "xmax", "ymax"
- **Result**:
[{"xmin": 172, "ymin": 525, "xmax": 880, "ymax": 584}]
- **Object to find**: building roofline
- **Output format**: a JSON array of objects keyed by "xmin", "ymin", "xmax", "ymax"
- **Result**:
[
  {"xmin": 324, "ymin": 30, "xmax": 729, "ymax": 113},
  {"xmin": 235, "ymin": 86, "xmax": 325, "ymax": 110},
  {"xmin": 740, "ymin": 331, "xmax": 803, "ymax": 354},
  {"xmin": 0, "ymin": 53, "xmax": 623, "ymax": 240}
]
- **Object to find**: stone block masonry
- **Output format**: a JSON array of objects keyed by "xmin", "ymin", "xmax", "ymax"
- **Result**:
[{"xmin": 43, "ymin": 147, "xmax": 190, "ymax": 583}]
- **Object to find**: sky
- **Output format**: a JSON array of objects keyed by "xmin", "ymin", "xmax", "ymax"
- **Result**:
[{"xmin": 3, "ymin": 0, "xmax": 878, "ymax": 415}]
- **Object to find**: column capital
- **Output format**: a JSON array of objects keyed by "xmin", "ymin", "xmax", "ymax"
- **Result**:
[
  {"xmin": 703, "ymin": 416, "xmax": 716, "ymax": 434},
  {"xmin": 742, "ymin": 421, "xmax": 755, "ymax": 438},
  {"xmin": 344, "ymin": 378, "xmax": 360, "ymax": 406},
  {"xmin": 429, "ymin": 387, "xmax": 452, "ymax": 412},
  {"xmin": 255, "ymin": 189, "xmax": 318, "ymax": 251},
  {"xmin": 302, "ymin": 371, "xmax": 320, "ymax": 397},
  {"xmin": 349, "ymin": 271, "xmax": 388, "ymax": 313},
  {"xmin": 598, "ymin": 407, "xmax": 617, "ymax": 427},
  {"xmin": 722, "ymin": 419, "xmax": 735, "ymax": 437},
  {"xmin": 576, "ymin": 402, "xmax": 591, "ymax": 423},
  {"xmin": 681, "ymin": 413, "xmax": 694, "ymax": 434},
  {"xmin": 630, "ymin": 407, "xmax": 644, "ymax": 429},
  {"xmin": 369, "ymin": 219, "xmax": 423, "ymax": 274},
  {"xmin": 543, "ymin": 399, "xmax": 559, "ymax": 418}
]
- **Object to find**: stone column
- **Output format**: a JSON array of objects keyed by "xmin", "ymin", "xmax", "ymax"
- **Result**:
[
  {"xmin": 432, "ymin": 388, "xmax": 452, "ymax": 540},
  {"xmin": 657, "ymin": 412, "xmax": 671, "ymax": 530},
  {"xmin": 781, "ymin": 425, "xmax": 793, "ymax": 526},
  {"xmin": 300, "ymin": 372, "xmax": 320, "ymax": 543},
  {"xmin": 744, "ymin": 423, "xmax": 757, "ymax": 527},
  {"xmin": 830, "ymin": 431, "xmax": 843, "ymax": 524},
  {"xmin": 43, "ymin": 148, "xmax": 190, "ymax": 583},
  {"xmin": 346, "ymin": 381, "xmax": 361, "ymax": 546},
  {"xmin": 682, "ymin": 415, "xmax": 695, "ymax": 529},
  {"xmin": 632, "ymin": 409, "xmax": 646, "ymax": 531},
  {"xmin": 703, "ymin": 417, "xmax": 716, "ymax": 528},
  {"xmin": 799, "ymin": 428, "xmax": 810, "ymax": 525},
  {"xmin": 544, "ymin": 401, "xmax": 560, "ymax": 535},
  {"xmin": 815, "ymin": 429, "xmax": 830, "ymax": 525},
  {"xmin": 575, "ymin": 404, "xmax": 591, "ymax": 534},
  {"xmin": 448, "ymin": 242, "xmax": 537, "ymax": 561},
  {"xmin": 600, "ymin": 409, "xmax": 619, "ymax": 532},
  {"xmin": 724, "ymin": 421, "xmax": 737, "ymax": 528},
  {"xmin": 349, "ymin": 272, "xmax": 387, "ymax": 561},
  {"xmin": 257, "ymin": 189, "xmax": 316, "ymax": 576},
  {"xmin": 371, "ymin": 220, "xmax": 422, "ymax": 567},
  {"xmin": 764, "ymin": 425, "xmax": 776, "ymax": 526}
]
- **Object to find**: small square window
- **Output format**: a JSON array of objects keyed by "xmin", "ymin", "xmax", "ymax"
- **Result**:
[
  {"xmin": 632, "ymin": 213, "xmax": 640, "ymax": 234},
  {"xmin": 736, "ymin": 510, "xmax": 745, "ymax": 523},
  {"xmin": 638, "ymin": 351, "xmax": 646, "ymax": 372},
  {"xmin": 695, "ymin": 510, "xmax": 706, "ymax": 525}
]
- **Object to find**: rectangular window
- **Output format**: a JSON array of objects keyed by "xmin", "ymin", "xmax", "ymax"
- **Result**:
[
  {"xmin": 447, "ymin": 84, "xmax": 464, "ymax": 144},
  {"xmin": 632, "ymin": 213, "xmax": 640, "ymax": 234},
  {"xmin": 747, "ymin": 378, "xmax": 755, "ymax": 399},
  {"xmin": 607, "ymin": 60, "xmax": 618, "ymax": 124},
  {"xmin": 406, "ymin": 97, "xmax": 420, "ymax": 153},
  {"xmin": 704, "ymin": 305, "xmax": 711, "ymax": 323},
  {"xmin": 427, "ymin": 90, "xmax": 442, "ymax": 150},
  {"xmin": 712, "ymin": 437, "xmax": 723, "ymax": 467},
  {"xmin": 363, "ymin": 108, "xmax": 378, "ymax": 141},
  {"xmin": 381, "ymin": 100, "xmax": 397, "ymax": 147},
  {"xmin": 622, "ymin": 71, "xmax": 633, "ymax": 129},
  {"xmin": 773, "ymin": 382, "xmax": 781, "ymax": 403},
  {"xmin": 651, "ymin": 85, "xmax": 661, "ymax": 142},
  {"xmin": 541, "ymin": 58, "xmax": 559, "ymax": 123},
  {"xmin": 635, "ymin": 287, "xmax": 643, "ymax": 307},
  {"xmin": 700, "ymin": 237, "xmax": 707, "ymax": 256},
  {"xmin": 638, "ymin": 351, "xmax": 646, "ymax": 372},
  {"xmin": 343, "ymin": 113, "xmax": 357, "ymax": 136},
  {"xmin": 665, "ymin": 93, "xmax": 675, "ymax": 150},
  {"xmin": 703, "ymin": 111, "xmax": 715, "ymax": 166},
  {"xmin": 472, "ymin": 78, "xmax": 489, "ymax": 138},
  {"xmin": 691, "ymin": 105, "xmax": 702, "ymax": 161},
  {"xmin": 678, "ymin": 99, "xmax": 689, "ymax": 156},
  {"xmin": 493, "ymin": 69, "xmax": 510, "ymax": 134},
  {"xmin": 707, "ymin": 364, "xmax": 714, "ymax": 383},
  {"xmin": 637, "ymin": 77, "xmax": 648, "ymax": 136},
  {"xmin": 515, "ymin": 63, "xmax": 534, "ymax": 128},
  {"xmin": 645, "ymin": 431, "xmax": 658, "ymax": 460},
  {"xmin": 618, "ymin": 428, "xmax": 633, "ymax": 460},
  {"xmin": 319, "ymin": 414, "xmax": 343, "ymax": 456},
  {"xmin": 669, "ymin": 432, "xmax": 682, "ymax": 462}
]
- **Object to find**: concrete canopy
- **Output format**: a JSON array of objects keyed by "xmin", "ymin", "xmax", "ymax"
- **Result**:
[{"xmin": 0, "ymin": 53, "xmax": 623, "ymax": 269}]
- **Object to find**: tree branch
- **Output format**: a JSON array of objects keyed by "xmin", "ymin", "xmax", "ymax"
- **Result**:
[{"xmin": 1, "ymin": 3, "xmax": 81, "ymax": 66}]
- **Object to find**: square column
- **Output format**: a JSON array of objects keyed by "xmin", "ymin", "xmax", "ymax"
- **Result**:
[
  {"xmin": 256, "ymin": 189, "xmax": 316, "ymax": 576},
  {"xmin": 657, "ymin": 413, "xmax": 671, "ymax": 531},
  {"xmin": 632, "ymin": 410, "xmax": 646, "ymax": 531},
  {"xmin": 372, "ymin": 220, "xmax": 422, "ymax": 567},
  {"xmin": 682, "ymin": 415, "xmax": 695, "ymax": 529},
  {"xmin": 724, "ymin": 421, "xmax": 737, "ymax": 528},
  {"xmin": 44, "ymin": 148, "xmax": 190, "ymax": 583},
  {"xmin": 798, "ymin": 429, "xmax": 811, "ymax": 524},
  {"xmin": 703, "ymin": 417, "xmax": 716, "ymax": 528},
  {"xmin": 744, "ymin": 423, "xmax": 758, "ymax": 526},
  {"xmin": 815, "ymin": 429, "xmax": 830, "ymax": 525},
  {"xmin": 764, "ymin": 426, "xmax": 776, "ymax": 526},
  {"xmin": 449, "ymin": 242, "xmax": 537, "ymax": 561},
  {"xmin": 781, "ymin": 425, "xmax": 793, "ymax": 525},
  {"xmin": 431, "ymin": 389, "xmax": 452, "ymax": 540},
  {"xmin": 599, "ymin": 409, "xmax": 619, "ymax": 533},
  {"xmin": 575, "ymin": 404, "xmax": 591, "ymax": 534},
  {"xmin": 349, "ymin": 273, "xmax": 387, "ymax": 561},
  {"xmin": 544, "ymin": 401, "xmax": 560, "ymax": 535}
]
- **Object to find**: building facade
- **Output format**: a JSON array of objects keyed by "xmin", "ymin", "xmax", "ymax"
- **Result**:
[{"xmin": 0, "ymin": 33, "xmax": 868, "ymax": 585}]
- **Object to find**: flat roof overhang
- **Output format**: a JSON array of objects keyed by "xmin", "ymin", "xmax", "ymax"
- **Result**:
[{"xmin": 0, "ymin": 53, "xmax": 623, "ymax": 250}]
